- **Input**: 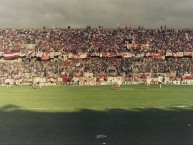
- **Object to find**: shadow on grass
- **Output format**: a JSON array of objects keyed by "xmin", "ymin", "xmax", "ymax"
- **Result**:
[{"xmin": 0, "ymin": 105, "xmax": 193, "ymax": 145}]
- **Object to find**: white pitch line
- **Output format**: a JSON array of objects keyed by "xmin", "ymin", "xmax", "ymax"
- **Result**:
[
  {"xmin": 10, "ymin": 107, "xmax": 75, "ymax": 110},
  {"xmin": 1, "ymin": 105, "xmax": 192, "ymax": 110}
]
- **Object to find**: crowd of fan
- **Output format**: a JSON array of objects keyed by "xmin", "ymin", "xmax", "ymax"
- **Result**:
[
  {"xmin": 0, "ymin": 26, "xmax": 193, "ymax": 83},
  {"xmin": 1, "ymin": 26, "xmax": 193, "ymax": 53}
]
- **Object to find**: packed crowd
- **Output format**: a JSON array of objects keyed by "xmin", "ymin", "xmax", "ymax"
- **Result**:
[
  {"xmin": 0, "ymin": 26, "xmax": 193, "ymax": 53},
  {"xmin": 0, "ymin": 57, "xmax": 192, "ymax": 82},
  {"xmin": 0, "ymin": 26, "xmax": 193, "ymax": 85}
]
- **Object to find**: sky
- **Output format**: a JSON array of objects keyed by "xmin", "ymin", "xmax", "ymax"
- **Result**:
[{"xmin": 0, "ymin": 0, "xmax": 193, "ymax": 28}]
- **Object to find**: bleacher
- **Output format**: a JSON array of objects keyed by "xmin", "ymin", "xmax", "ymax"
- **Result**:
[{"xmin": 0, "ymin": 26, "xmax": 193, "ymax": 85}]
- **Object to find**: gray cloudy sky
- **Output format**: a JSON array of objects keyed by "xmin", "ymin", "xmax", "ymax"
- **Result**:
[{"xmin": 0, "ymin": 0, "xmax": 193, "ymax": 28}]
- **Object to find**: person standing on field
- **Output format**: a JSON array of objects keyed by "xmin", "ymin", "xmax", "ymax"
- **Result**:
[
  {"xmin": 157, "ymin": 74, "xmax": 163, "ymax": 88},
  {"xmin": 5, "ymin": 77, "xmax": 11, "ymax": 88},
  {"xmin": 146, "ymin": 74, "xmax": 152, "ymax": 88}
]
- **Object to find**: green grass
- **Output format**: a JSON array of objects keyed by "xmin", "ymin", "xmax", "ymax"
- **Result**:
[{"xmin": 0, "ymin": 85, "xmax": 193, "ymax": 144}]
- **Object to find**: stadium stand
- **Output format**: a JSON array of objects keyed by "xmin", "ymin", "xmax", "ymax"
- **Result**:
[{"xmin": 0, "ymin": 26, "xmax": 193, "ymax": 86}]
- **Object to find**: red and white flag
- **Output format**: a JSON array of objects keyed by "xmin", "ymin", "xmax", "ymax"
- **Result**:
[
  {"xmin": 79, "ymin": 53, "xmax": 88, "ymax": 58},
  {"xmin": 121, "ymin": 52, "xmax": 132, "ymax": 58},
  {"xmin": 41, "ymin": 52, "xmax": 50, "ymax": 61},
  {"xmin": 3, "ymin": 51, "xmax": 20, "ymax": 60}
]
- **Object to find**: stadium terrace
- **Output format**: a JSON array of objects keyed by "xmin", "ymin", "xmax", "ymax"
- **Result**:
[{"xmin": 0, "ymin": 26, "xmax": 193, "ymax": 86}]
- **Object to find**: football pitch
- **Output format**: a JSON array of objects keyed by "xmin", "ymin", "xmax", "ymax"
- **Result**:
[{"xmin": 0, "ymin": 84, "xmax": 193, "ymax": 145}]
